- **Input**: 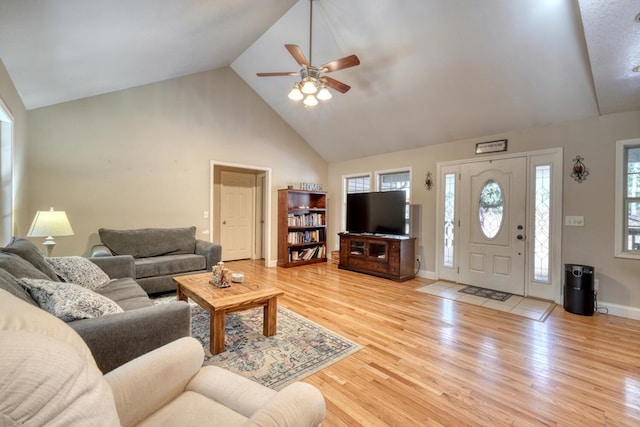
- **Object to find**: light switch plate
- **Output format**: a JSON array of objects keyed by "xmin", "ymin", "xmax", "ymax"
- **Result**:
[{"xmin": 565, "ymin": 215, "xmax": 584, "ymax": 226}]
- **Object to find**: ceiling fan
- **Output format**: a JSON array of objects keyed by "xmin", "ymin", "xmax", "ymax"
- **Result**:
[{"xmin": 256, "ymin": 0, "xmax": 360, "ymax": 107}]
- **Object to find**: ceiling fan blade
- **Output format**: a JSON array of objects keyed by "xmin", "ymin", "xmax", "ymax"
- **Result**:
[
  {"xmin": 320, "ymin": 54, "xmax": 360, "ymax": 73},
  {"xmin": 256, "ymin": 72, "xmax": 298, "ymax": 77},
  {"xmin": 285, "ymin": 44, "xmax": 310, "ymax": 68},
  {"xmin": 322, "ymin": 76, "xmax": 351, "ymax": 94}
]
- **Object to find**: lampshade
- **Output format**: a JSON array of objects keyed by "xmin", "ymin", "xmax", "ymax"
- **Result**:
[
  {"xmin": 27, "ymin": 208, "xmax": 74, "ymax": 256},
  {"xmin": 303, "ymin": 94, "xmax": 318, "ymax": 107},
  {"xmin": 301, "ymin": 79, "xmax": 318, "ymax": 95},
  {"xmin": 288, "ymin": 84, "xmax": 303, "ymax": 101},
  {"xmin": 317, "ymin": 86, "xmax": 332, "ymax": 101},
  {"xmin": 28, "ymin": 208, "xmax": 74, "ymax": 237}
]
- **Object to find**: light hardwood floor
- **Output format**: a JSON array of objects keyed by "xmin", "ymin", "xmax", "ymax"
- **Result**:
[{"xmin": 225, "ymin": 259, "xmax": 640, "ymax": 426}]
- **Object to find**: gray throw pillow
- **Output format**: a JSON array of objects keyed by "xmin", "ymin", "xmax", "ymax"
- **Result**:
[
  {"xmin": 0, "ymin": 251, "xmax": 52, "ymax": 280},
  {"xmin": 2, "ymin": 237, "xmax": 61, "ymax": 281},
  {"xmin": 18, "ymin": 278, "xmax": 123, "ymax": 322},
  {"xmin": 0, "ymin": 268, "xmax": 37, "ymax": 306},
  {"xmin": 46, "ymin": 256, "xmax": 112, "ymax": 291}
]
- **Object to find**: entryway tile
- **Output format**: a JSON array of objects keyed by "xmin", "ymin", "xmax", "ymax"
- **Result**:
[{"xmin": 416, "ymin": 282, "xmax": 555, "ymax": 322}]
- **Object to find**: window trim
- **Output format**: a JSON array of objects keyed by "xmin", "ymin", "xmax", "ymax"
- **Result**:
[
  {"xmin": 0, "ymin": 96, "xmax": 14, "ymax": 244},
  {"xmin": 375, "ymin": 168, "xmax": 412, "ymax": 234},
  {"xmin": 374, "ymin": 167, "xmax": 412, "ymax": 195},
  {"xmin": 342, "ymin": 172, "xmax": 373, "ymax": 232},
  {"xmin": 615, "ymin": 138, "xmax": 640, "ymax": 259}
]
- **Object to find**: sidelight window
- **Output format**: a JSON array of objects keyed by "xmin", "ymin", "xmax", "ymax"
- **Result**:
[
  {"xmin": 443, "ymin": 173, "xmax": 456, "ymax": 267},
  {"xmin": 534, "ymin": 165, "xmax": 551, "ymax": 282}
]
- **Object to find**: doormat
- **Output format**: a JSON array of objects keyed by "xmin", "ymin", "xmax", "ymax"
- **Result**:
[{"xmin": 458, "ymin": 285, "xmax": 512, "ymax": 301}]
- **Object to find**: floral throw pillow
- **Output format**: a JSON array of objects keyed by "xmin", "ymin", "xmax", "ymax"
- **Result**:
[
  {"xmin": 46, "ymin": 256, "xmax": 112, "ymax": 291},
  {"xmin": 18, "ymin": 278, "xmax": 123, "ymax": 322}
]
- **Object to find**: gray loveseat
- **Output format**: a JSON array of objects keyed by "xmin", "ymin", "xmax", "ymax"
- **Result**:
[
  {"xmin": 0, "ymin": 237, "xmax": 191, "ymax": 373},
  {"xmin": 91, "ymin": 226, "xmax": 221, "ymax": 295}
]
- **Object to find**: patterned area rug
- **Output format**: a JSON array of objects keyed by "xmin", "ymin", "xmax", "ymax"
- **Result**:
[
  {"xmin": 154, "ymin": 296, "xmax": 361, "ymax": 389},
  {"xmin": 458, "ymin": 285, "xmax": 512, "ymax": 301}
]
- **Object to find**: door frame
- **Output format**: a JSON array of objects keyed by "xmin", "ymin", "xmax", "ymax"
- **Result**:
[
  {"xmin": 435, "ymin": 148, "xmax": 563, "ymax": 302},
  {"xmin": 210, "ymin": 161, "xmax": 272, "ymax": 268}
]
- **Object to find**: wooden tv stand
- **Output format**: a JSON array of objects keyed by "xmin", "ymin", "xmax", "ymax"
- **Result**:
[{"xmin": 338, "ymin": 233, "xmax": 416, "ymax": 282}]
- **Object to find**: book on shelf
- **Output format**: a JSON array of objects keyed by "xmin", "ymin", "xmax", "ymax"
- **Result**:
[
  {"xmin": 287, "ymin": 230, "xmax": 323, "ymax": 244},
  {"xmin": 288, "ymin": 244, "xmax": 326, "ymax": 262},
  {"xmin": 287, "ymin": 213, "xmax": 324, "ymax": 227}
]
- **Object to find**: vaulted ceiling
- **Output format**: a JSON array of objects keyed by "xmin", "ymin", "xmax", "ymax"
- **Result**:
[{"xmin": 0, "ymin": 0, "xmax": 638, "ymax": 162}]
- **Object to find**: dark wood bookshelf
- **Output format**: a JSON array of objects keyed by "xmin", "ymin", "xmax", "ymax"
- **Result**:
[{"xmin": 278, "ymin": 189, "xmax": 327, "ymax": 267}]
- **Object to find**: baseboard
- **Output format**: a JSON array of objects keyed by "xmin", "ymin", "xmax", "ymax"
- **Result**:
[
  {"xmin": 417, "ymin": 269, "xmax": 436, "ymax": 280},
  {"xmin": 597, "ymin": 301, "xmax": 640, "ymax": 320}
]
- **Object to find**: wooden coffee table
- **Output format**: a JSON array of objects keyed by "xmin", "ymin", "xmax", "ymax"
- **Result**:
[{"xmin": 173, "ymin": 272, "xmax": 284, "ymax": 355}]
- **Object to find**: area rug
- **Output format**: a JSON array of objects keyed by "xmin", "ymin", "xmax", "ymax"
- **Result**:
[
  {"xmin": 154, "ymin": 296, "xmax": 362, "ymax": 389},
  {"xmin": 458, "ymin": 285, "xmax": 512, "ymax": 301}
]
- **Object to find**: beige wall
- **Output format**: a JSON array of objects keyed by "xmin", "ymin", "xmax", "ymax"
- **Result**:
[
  {"xmin": 328, "ymin": 110, "xmax": 640, "ymax": 310},
  {"xmin": 0, "ymin": 59, "xmax": 28, "ymax": 239},
  {"xmin": 27, "ymin": 67, "xmax": 327, "ymax": 260},
  {"xmin": 13, "ymin": 57, "xmax": 640, "ymax": 311}
]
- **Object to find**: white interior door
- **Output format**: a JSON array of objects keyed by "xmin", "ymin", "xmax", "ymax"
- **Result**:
[
  {"xmin": 459, "ymin": 157, "xmax": 527, "ymax": 295},
  {"xmin": 220, "ymin": 171, "xmax": 254, "ymax": 261}
]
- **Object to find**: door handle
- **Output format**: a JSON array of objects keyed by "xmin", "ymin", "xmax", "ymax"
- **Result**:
[
  {"xmin": 517, "ymin": 234, "xmax": 524, "ymax": 240},
  {"xmin": 223, "ymin": 221, "xmax": 227, "ymax": 225}
]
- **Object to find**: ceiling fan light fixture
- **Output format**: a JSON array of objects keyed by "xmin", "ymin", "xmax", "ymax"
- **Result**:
[
  {"xmin": 317, "ymin": 86, "xmax": 332, "ymax": 101},
  {"xmin": 301, "ymin": 79, "xmax": 318, "ymax": 94},
  {"xmin": 303, "ymin": 94, "xmax": 318, "ymax": 107},
  {"xmin": 256, "ymin": 0, "xmax": 360, "ymax": 108},
  {"xmin": 288, "ymin": 84, "xmax": 303, "ymax": 101}
]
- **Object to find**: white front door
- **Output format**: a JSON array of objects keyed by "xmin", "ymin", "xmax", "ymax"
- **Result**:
[
  {"xmin": 458, "ymin": 157, "xmax": 527, "ymax": 295},
  {"xmin": 220, "ymin": 171, "xmax": 254, "ymax": 261}
]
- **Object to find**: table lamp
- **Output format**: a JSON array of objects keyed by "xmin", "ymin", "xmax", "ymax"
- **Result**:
[{"xmin": 26, "ymin": 207, "xmax": 74, "ymax": 256}]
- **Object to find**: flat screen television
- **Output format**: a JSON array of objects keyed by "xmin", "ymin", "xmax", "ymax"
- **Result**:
[{"xmin": 346, "ymin": 191, "xmax": 407, "ymax": 236}]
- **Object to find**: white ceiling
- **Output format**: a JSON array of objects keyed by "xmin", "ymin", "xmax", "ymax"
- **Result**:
[{"xmin": 0, "ymin": 0, "xmax": 639, "ymax": 163}]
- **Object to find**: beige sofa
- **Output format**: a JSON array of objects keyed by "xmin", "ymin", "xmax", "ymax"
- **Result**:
[{"xmin": 0, "ymin": 289, "xmax": 326, "ymax": 426}]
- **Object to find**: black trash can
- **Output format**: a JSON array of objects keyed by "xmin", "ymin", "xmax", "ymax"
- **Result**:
[{"xmin": 564, "ymin": 264, "xmax": 594, "ymax": 316}]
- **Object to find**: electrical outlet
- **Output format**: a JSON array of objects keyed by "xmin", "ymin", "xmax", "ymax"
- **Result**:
[{"xmin": 416, "ymin": 255, "xmax": 422, "ymax": 263}]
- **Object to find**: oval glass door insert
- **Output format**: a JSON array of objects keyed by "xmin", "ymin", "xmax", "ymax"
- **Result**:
[{"xmin": 478, "ymin": 179, "xmax": 503, "ymax": 239}]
